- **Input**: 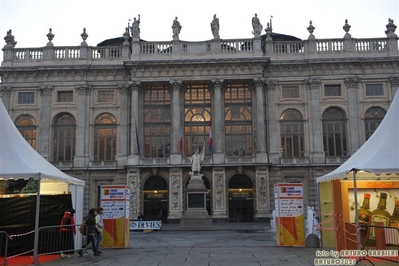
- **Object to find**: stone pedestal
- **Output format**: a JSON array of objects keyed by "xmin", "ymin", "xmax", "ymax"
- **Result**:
[{"xmin": 180, "ymin": 174, "xmax": 213, "ymax": 229}]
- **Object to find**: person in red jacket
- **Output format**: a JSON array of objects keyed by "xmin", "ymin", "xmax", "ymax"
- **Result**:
[{"xmin": 59, "ymin": 208, "xmax": 76, "ymax": 258}]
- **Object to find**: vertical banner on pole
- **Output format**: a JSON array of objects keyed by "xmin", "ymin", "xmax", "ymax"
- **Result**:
[
  {"xmin": 101, "ymin": 185, "xmax": 130, "ymax": 248},
  {"xmin": 274, "ymin": 183, "xmax": 305, "ymax": 246}
]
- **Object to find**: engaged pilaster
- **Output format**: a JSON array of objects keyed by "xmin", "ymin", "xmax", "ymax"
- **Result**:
[
  {"xmin": 37, "ymin": 85, "xmax": 53, "ymax": 160},
  {"xmin": 128, "ymin": 81, "xmax": 141, "ymax": 165},
  {"xmin": 170, "ymin": 81, "xmax": 183, "ymax": 164},
  {"xmin": 253, "ymin": 78, "xmax": 268, "ymax": 163},
  {"xmin": 168, "ymin": 168, "xmax": 183, "ymax": 221},
  {"xmin": 210, "ymin": 80, "xmax": 225, "ymax": 163},
  {"xmin": 345, "ymin": 77, "xmax": 362, "ymax": 154},
  {"xmin": 212, "ymin": 168, "xmax": 227, "ymax": 218}
]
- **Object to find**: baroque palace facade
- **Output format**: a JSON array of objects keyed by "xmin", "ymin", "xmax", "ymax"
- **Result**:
[{"xmin": 1, "ymin": 17, "xmax": 398, "ymax": 223}]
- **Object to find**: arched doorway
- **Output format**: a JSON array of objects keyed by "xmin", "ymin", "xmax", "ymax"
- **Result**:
[
  {"xmin": 143, "ymin": 176, "xmax": 168, "ymax": 222},
  {"xmin": 185, "ymin": 176, "xmax": 211, "ymax": 215},
  {"xmin": 228, "ymin": 175, "xmax": 253, "ymax": 222}
]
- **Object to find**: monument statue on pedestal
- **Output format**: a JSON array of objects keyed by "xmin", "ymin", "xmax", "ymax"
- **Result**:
[{"xmin": 181, "ymin": 142, "xmax": 212, "ymax": 229}]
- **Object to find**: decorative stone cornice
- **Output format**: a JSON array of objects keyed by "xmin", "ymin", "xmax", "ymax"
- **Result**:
[
  {"xmin": 38, "ymin": 85, "xmax": 53, "ymax": 96},
  {"xmin": 344, "ymin": 77, "xmax": 360, "ymax": 88},
  {"xmin": 304, "ymin": 78, "xmax": 321, "ymax": 90}
]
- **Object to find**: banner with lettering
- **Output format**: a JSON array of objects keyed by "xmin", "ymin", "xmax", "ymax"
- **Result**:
[
  {"xmin": 101, "ymin": 185, "xmax": 130, "ymax": 248},
  {"xmin": 274, "ymin": 183, "xmax": 305, "ymax": 246}
]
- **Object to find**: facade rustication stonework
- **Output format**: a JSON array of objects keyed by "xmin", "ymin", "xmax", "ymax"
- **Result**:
[{"xmin": 1, "ymin": 17, "xmax": 398, "ymax": 223}]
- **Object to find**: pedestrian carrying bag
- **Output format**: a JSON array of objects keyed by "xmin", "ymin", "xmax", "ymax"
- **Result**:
[{"xmin": 79, "ymin": 220, "xmax": 86, "ymax": 235}]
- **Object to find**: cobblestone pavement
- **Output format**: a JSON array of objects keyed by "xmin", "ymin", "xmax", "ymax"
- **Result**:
[{"xmin": 40, "ymin": 223, "xmax": 397, "ymax": 266}]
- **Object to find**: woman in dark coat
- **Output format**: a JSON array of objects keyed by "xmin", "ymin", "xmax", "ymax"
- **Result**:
[{"xmin": 78, "ymin": 208, "xmax": 100, "ymax": 256}]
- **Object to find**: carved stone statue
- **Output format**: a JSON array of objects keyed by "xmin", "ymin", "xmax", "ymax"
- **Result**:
[
  {"xmin": 210, "ymin": 14, "xmax": 220, "ymax": 39},
  {"xmin": 190, "ymin": 143, "xmax": 205, "ymax": 176},
  {"xmin": 252, "ymin": 13, "xmax": 263, "ymax": 37},
  {"xmin": 131, "ymin": 15, "xmax": 141, "ymax": 39},
  {"xmin": 172, "ymin": 16, "xmax": 182, "ymax": 39}
]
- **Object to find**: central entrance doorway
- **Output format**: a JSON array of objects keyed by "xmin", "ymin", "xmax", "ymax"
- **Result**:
[
  {"xmin": 143, "ymin": 176, "xmax": 168, "ymax": 222},
  {"xmin": 228, "ymin": 175, "xmax": 253, "ymax": 222}
]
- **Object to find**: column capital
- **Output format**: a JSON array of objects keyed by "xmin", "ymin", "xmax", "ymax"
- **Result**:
[
  {"xmin": 344, "ymin": 77, "xmax": 360, "ymax": 88},
  {"xmin": 118, "ymin": 83, "xmax": 131, "ymax": 94},
  {"xmin": 266, "ymin": 80, "xmax": 278, "ymax": 91},
  {"xmin": 209, "ymin": 79, "xmax": 225, "ymax": 93},
  {"xmin": 75, "ymin": 84, "xmax": 92, "ymax": 95},
  {"xmin": 38, "ymin": 85, "xmax": 53, "ymax": 96},
  {"xmin": 0, "ymin": 86, "xmax": 12, "ymax": 96},
  {"xmin": 304, "ymin": 78, "xmax": 321, "ymax": 90},
  {"xmin": 389, "ymin": 76, "xmax": 399, "ymax": 87},
  {"xmin": 252, "ymin": 77, "xmax": 266, "ymax": 88}
]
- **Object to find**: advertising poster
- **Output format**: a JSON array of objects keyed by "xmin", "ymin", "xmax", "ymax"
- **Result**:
[
  {"xmin": 101, "ymin": 185, "xmax": 130, "ymax": 248},
  {"xmin": 274, "ymin": 183, "xmax": 305, "ymax": 246}
]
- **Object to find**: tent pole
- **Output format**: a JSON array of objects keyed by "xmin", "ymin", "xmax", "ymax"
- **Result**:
[
  {"xmin": 32, "ymin": 173, "xmax": 42, "ymax": 264},
  {"xmin": 352, "ymin": 170, "xmax": 361, "ymax": 250}
]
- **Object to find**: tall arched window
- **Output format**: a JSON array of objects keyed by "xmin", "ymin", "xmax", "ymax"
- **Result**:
[
  {"xmin": 225, "ymin": 83, "xmax": 252, "ymax": 156},
  {"xmin": 94, "ymin": 113, "xmax": 117, "ymax": 161},
  {"xmin": 15, "ymin": 114, "xmax": 37, "ymax": 149},
  {"xmin": 144, "ymin": 85, "xmax": 171, "ymax": 158},
  {"xmin": 280, "ymin": 109, "xmax": 304, "ymax": 158},
  {"xmin": 365, "ymin": 107, "xmax": 386, "ymax": 140},
  {"xmin": 322, "ymin": 107, "xmax": 347, "ymax": 157},
  {"xmin": 184, "ymin": 84, "xmax": 211, "ymax": 156},
  {"xmin": 53, "ymin": 113, "xmax": 76, "ymax": 162}
]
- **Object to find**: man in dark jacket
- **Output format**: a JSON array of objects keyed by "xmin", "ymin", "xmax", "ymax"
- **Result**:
[
  {"xmin": 60, "ymin": 208, "xmax": 76, "ymax": 258},
  {"xmin": 78, "ymin": 208, "xmax": 100, "ymax": 256}
]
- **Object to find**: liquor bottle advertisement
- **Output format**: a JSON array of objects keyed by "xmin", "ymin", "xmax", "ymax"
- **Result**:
[{"xmin": 348, "ymin": 189, "xmax": 398, "ymax": 223}]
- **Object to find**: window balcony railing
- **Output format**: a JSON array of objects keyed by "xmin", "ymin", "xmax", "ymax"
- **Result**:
[
  {"xmin": 89, "ymin": 161, "xmax": 117, "ymax": 167},
  {"xmin": 280, "ymin": 157, "xmax": 310, "ymax": 165},
  {"xmin": 325, "ymin": 156, "xmax": 349, "ymax": 164}
]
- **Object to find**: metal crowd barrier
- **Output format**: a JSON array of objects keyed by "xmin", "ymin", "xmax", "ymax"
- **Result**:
[
  {"xmin": 32, "ymin": 223, "xmax": 92, "ymax": 265},
  {"xmin": 0, "ymin": 231, "xmax": 9, "ymax": 266},
  {"xmin": 344, "ymin": 222, "xmax": 399, "ymax": 263}
]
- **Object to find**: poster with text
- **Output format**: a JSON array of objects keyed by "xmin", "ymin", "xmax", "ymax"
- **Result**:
[
  {"xmin": 274, "ymin": 183, "xmax": 305, "ymax": 246},
  {"xmin": 101, "ymin": 185, "xmax": 130, "ymax": 248}
]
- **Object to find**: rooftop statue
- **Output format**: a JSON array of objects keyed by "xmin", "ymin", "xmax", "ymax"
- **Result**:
[
  {"xmin": 210, "ymin": 14, "xmax": 220, "ymax": 39},
  {"xmin": 172, "ymin": 17, "xmax": 182, "ymax": 39},
  {"xmin": 252, "ymin": 13, "xmax": 263, "ymax": 37},
  {"xmin": 131, "ymin": 15, "xmax": 141, "ymax": 39}
]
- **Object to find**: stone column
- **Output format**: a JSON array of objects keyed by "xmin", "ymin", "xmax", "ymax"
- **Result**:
[
  {"xmin": 38, "ymin": 86, "xmax": 53, "ymax": 160},
  {"xmin": 266, "ymin": 80, "xmax": 279, "ymax": 164},
  {"xmin": 170, "ymin": 81, "xmax": 183, "ymax": 165},
  {"xmin": 210, "ymin": 80, "xmax": 225, "ymax": 164},
  {"xmin": 345, "ymin": 77, "xmax": 362, "ymax": 154},
  {"xmin": 128, "ymin": 168, "xmax": 141, "ymax": 220},
  {"xmin": 254, "ymin": 166, "xmax": 269, "ymax": 220},
  {"xmin": 305, "ymin": 78, "xmax": 325, "ymax": 163},
  {"xmin": 253, "ymin": 79, "xmax": 267, "ymax": 163},
  {"xmin": 116, "ymin": 84, "xmax": 130, "ymax": 166},
  {"xmin": 127, "ymin": 81, "xmax": 141, "ymax": 165},
  {"xmin": 212, "ymin": 167, "xmax": 227, "ymax": 218},
  {"xmin": 168, "ymin": 168, "xmax": 183, "ymax": 221},
  {"xmin": 389, "ymin": 76, "xmax": 399, "ymax": 97},
  {"xmin": 74, "ymin": 85, "xmax": 92, "ymax": 167}
]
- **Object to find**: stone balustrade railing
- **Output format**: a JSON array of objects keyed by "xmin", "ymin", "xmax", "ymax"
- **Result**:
[{"xmin": 2, "ymin": 36, "xmax": 398, "ymax": 66}]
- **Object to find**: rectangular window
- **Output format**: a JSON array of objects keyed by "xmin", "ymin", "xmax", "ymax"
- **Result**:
[
  {"xmin": 18, "ymin": 92, "xmax": 35, "ymax": 104},
  {"xmin": 98, "ymin": 91, "xmax": 114, "ymax": 102},
  {"xmin": 365, "ymin": 84, "xmax": 383, "ymax": 96},
  {"xmin": 282, "ymin": 86, "xmax": 299, "ymax": 99},
  {"xmin": 324, "ymin": 85, "xmax": 341, "ymax": 97},
  {"xmin": 58, "ymin": 91, "xmax": 73, "ymax": 102}
]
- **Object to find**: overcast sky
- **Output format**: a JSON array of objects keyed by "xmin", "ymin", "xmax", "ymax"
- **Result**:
[{"xmin": 0, "ymin": 0, "xmax": 398, "ymax": 63}]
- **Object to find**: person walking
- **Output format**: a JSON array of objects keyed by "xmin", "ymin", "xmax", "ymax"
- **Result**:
[
  {"xmin": 78, "ymin": 208, "xmax": 100, "ymax": 256},
  {"xmin": 59, "ymin": 208, "xmax": 76, "ymax": 259},
  {"xmin": 95, "ymin": 207, "xmax": 104, "ymax": 254}
]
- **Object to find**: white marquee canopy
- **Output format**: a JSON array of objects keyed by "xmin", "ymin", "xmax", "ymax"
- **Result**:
[{"xmin": 0, "ymin": 98, "xmax": 84, "ymax": 186}]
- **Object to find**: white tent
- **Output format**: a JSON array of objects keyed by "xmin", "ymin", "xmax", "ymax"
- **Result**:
[
  {"xmin": 316, "ymin": 90, "xmax": 399, "ymax": 249},
  {"xmin": 0, "ymin": 98, "xmax": 85, "ymax": 257}
]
